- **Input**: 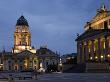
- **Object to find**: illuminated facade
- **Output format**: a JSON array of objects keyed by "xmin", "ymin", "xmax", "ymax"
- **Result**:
[
  {"xmin": 37, "ymin": 47, "xmax": 60, "ymax": 71},
  {"xmin": 0, "ymin": 16, "xmax": 38, "ymax": 71},
  {"xmin": 13, "ymin": 15, "xmax": 36, "ymax": 53},
  {"xmin": 76, "ymin": 5, "xmax": 110, "ymax": 63},
  {"xmin": 0, "ymin": 15, "xmax": 60, "ymax": 72},
  {"xmin": 0, "ymin": 51, "xmax": 38, "ymax": 71}
]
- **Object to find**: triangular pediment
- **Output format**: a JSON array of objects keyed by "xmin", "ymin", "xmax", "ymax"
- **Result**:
[
  {"xmin": 16, "ymin": 50, "xmax": 33, "ymax": 56},
  {"xmin": 90, "ymin": 4, "xmax": 110, "ymax": 23},
  {"xmin": 90, "ymin": 11, "xmax": 110, "ymax": 23}
]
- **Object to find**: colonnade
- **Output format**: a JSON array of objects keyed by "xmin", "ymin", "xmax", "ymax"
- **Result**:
[{"xmin": 77, "ymin": 36, "xmax": 110, "ymax": 63}]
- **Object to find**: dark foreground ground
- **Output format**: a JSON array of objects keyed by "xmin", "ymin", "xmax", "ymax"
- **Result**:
[{"xmin": 0, "ymin": 73, "xmax": 110, "ymax": 82}]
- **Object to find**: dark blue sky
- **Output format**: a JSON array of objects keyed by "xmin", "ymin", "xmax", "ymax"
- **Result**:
[{"xmin": 0, "ymin": 0, "xmax": 110, "ymax": 54}]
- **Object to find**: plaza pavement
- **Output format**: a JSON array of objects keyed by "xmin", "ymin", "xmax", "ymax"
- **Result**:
[{"xmin": 0, "ymin": 73, "xmax": 110, "ymax": 82}]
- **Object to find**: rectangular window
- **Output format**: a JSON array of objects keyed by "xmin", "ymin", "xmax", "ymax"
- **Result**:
[
  {"xmin": 94, "ymin": 44, "xmax": 96, "ymax": 51},
  {"xmin": 9, "ymin": 66, "xmax": 11, "ymax": 70},
  {"xmin": 109, "ymin": 38, "xmax": 110, "ymax": 47},
  {"xmin": 20, "ymin": 60, "xmax": 22, "ymax": 62},
  {"xmin": 104, "ymin": 21, "xmax": 108, "ymax": 29},
  {"xmin": 104, "ymin": 41, "xmax": 105, "ymax": 49},
  {"xmin": 8, "ymin": 61, "xmax": 11, "ymax": 63},
  {"xmin": 88, "ymin": 46, "xmax": 91, "ymax": 52},
  {"xmin": 20, "ymin": 66, "xmax": 22, "ymax": 70},
  {"xmin": 15, "ymin": 60, "xmax": 17, "ymax": 63},
  {"xmin": 34, "ymin": 66, "xmax": 36, "ymax": 69},
  {"xmin": 34, "ymin": 60, "xmax": 37, "ymax": 64},
  {"xmin": 1, "ymin": 59, "xmax": 3, "ymax": 64},
  {"xmin": 15, "ymin": 66, "xmax": 17, "ymax": 70},
  {"xmin": 99, "ymin": 23, "xmax": 103, "ymax": 29},
  {"xmin": 53, "ymin": 62, "xmax": 54, "ymax": 65},
  {"xmin": 46, "ymin": 62, "xmax": 48, "ymax": 66},
  {"xmin": 109, "ymin": 19, "xmax": 110, "ymax": 25}
]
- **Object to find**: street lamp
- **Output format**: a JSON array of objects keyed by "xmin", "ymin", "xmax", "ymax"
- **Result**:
[
  {"xmin": 59, "ymin": 58, "xmax": 62, "ymax": 72},
  {"xmin": 108, "ymin": 54, "xmax": 110, "ymax": 57},
  {"xmin": 90, "ymin": 57, "xmax": 93, "ymax": 60},
  {"xmin": 101, "ymin": 55, "xmax": 104, "ymax": 59},
  {"xmin": 38, "ymin": 62, "xmax": 45, "ymax": 73}
]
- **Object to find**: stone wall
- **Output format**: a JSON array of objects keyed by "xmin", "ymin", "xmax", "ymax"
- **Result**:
[{"xmin": 62, "ymin": 64, "xmax": 74, "ymax": 71}]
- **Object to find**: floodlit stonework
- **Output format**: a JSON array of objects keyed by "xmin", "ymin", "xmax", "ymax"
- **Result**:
[
  {"xmin": 0, "ymin": 16, "xmax": 60, "ymax": 72},
  {"xmin": 13, "ymin": 15, "xmax": 36, "ymax": 53},
  {"xmin": 76, "ymin": 4, "xmax": 110, "ymax": 64}
]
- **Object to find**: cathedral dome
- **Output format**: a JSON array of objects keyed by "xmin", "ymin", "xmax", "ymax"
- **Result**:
[{"xmin": 16, "ymin": 15, "xmax": 29, "ymax": 26}]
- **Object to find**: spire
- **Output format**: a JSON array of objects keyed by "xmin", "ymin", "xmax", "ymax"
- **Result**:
[
  {"xmin": 16, "ymin": 15, "xmax": 29, "ymax": 26},
  {"xmin": 97, "ymin": 4, "xmax": 108, "ymax": 13}
]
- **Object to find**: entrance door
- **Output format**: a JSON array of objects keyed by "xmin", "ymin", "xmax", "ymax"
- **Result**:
[
  {"xmin": 14, "ymin": 65, "xmax": 18, "ymax": 70},
  {"xmin": 104, "ymin": 21, "xmax": 108, "ymax": 29}
]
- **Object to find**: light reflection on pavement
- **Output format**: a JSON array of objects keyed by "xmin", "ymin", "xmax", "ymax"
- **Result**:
[
  {"xmin": 37, "ymin": 73, "xmax": 110, "ymax": 82},
  {"xmin": 1, "ymin": 73, "xmax": 110, "ymax": 82}
]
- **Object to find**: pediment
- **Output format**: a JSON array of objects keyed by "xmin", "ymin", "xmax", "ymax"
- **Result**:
[
  {"xmin": 91, "ymin": 11, "xmax": 110, "ymax": 23},
  {"xmin": 16, "ymin": 50, "xmax": 33, "ymax": 56}
]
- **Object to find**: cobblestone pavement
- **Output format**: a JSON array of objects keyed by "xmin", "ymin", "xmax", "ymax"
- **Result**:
[
  {"xmin": 1, "ymin": 73, "xmax": 110, "ymax": 82},
  {"xmin": 37, "ymin": 73, "xmax": 110, "ymax": 82}
]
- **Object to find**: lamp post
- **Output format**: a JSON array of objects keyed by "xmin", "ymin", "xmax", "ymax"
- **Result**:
[
  {"xmin": 38, "ymin": 62, "xmax": 45, "ymax": 74},
  {"xmin": 59, "ymin": 58, "xmax": 62, "ymax": 72}
]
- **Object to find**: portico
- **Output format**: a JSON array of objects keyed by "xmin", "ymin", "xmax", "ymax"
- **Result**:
[{"xmin": 76, "ymin": 5, "xmax": 110, "ymax": 64}]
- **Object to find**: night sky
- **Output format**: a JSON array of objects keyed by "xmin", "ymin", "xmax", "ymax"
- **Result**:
[{"xmin": 0, "ymin": 0, "xmax": 110, "ymax": 55}]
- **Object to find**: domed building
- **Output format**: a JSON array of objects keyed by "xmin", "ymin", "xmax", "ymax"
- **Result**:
[
  {"xmin": 0, "ymin": 16, "xmax": 38, "ymax": 71},
  {"xmin": 0, "ymin": 15, "xmax": 60, "ymax": 72},
  {"xmin": 13, "ymin": 15, "xmax": 36, "ymax": 53}
]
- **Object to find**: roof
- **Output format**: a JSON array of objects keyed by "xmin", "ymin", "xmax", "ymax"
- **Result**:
[
  {"xmin": 0, "ymin": 50, "xmax": 35, "ymax": 58},
  {"xmin": 92, "ymin": 4, "xmax": 110, "ymax": 23},
  {"xmin": 62, "ymin": 53, "xmax": 77, "ymax": 58},
  {"xmin": 37, "ymin": 47, "xmax": 60, "ymax": 58},
  {"xmin": 76, "ymin": 29, "xmax": 110, "ymax": 41},
  {"xmin": 16, "ymin": 50, "xmax": 34, "ymax": 57},
  {"xmin": 0, "ymin": 52, "xmax": 13, "ymax": 57},
  {"xmin": 16, "ymin": 15, "xmax": 29, "ymax": 26},
  {"xmin": 85, "ymin": 5, "xmax": 110, "ymax": 28},
  {"xmin": 91, "ymin": 11, "xmax": 110, "ymax": 24}
]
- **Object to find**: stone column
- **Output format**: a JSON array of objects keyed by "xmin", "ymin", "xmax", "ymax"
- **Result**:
[
  {"xmin": 98, "ymin": 38, "xmax": 101, "ymax": 61},
  {"xmin": 83, "ymin": 42, "xmax": 86, "ymax": 62},
  {"xmin": 82, "ymin": 42, "xmax": 85, "ymax": 63},
  {"xmin": 91, "ymin": 40, "xmax": 95, "ymax": 60},
  {"xmin": 77, "ymin": 42, "xmax": 82, "ymax": 63},
  {"xmin": 105, "ymin": 36, "xmax": 108, "ymax": 61},
  {"xmin": 42, "ymin": 58, "xmax": 45, "ymax": 69},
  {"xmin": 85, "ymin": 41, "xmax": 89, "ymax": 61},
  {"xmin": 77, "ymin": 42, "xmax": 80, "ymax": 63}
]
